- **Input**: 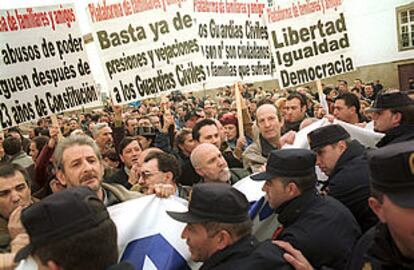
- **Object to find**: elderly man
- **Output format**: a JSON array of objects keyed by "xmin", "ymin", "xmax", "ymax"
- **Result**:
[
  {"xmin": 92, "ymin": 123, "xmax": 113, "ymax": 153},
  {"xmin": 167, "ymin": 183, "xmax": 292, "ymax": 269},
  {"xmin": 307, "ymin": 125, "xmax": 378, "ymax": 232},
  {"xmin": 243, "ymin": 103, "xmax": 294, "ymax": 173},
  {"xmin": 251, "ymin": 149, "xmax": 361, "ymax": 269},
  {"xmin": 190, "ymin": 143, "xmax": 249, "ymax": 185},
  {"xmin": 366, "ymin": 91, "xmax": 414, "ymax": 147}
]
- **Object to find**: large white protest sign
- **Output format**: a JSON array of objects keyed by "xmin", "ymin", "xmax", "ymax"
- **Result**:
[
  {"xmin": 194, "ymin": 0, "xmax": 273, "ymax": 87},
  {"xmin": 109, "ymin": 195, "xmax": 200, "ymax": 270},
  {"xmin": 265, "ymin": 0, "xmax": 355, "ymax": 88},
  {"xmin": 0, "ymin": 4, "xmax": 100, "ymax": 131},
  {"xmin": 87, "ymin": 0, "xmax": 207, "ymax": 105}
]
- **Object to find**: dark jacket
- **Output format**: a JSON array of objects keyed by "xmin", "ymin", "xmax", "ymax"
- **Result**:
[
  {"xmin": 105, "ymin": 167, "xmax": 131, "ymax": 189},
  {"xmin": 275, "ymin": 189, "xmax": 361, "ymax": 270},
  {"xmin": 328, "ymin": 140, "xmax": 378, "ymax": 232},
  {"xmin": 173, "ymin": 150, "xmax": 200, "ymax": 186},
  {"xmin": 229, "ymin": 168, "xmax": 250, "ymax": 185},
  {"xmin": 200, "ymin": 236, "xmax": 292, "ymax": 270},
  {"xmin": 376, "ymin": 124, "xmax": 414, "ymax": 148},
  {"xmin": 347, "ymin": 223, "xmax": 414, "ymax": 270}
]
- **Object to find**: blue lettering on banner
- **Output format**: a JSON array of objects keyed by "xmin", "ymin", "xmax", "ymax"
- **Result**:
[{"xmin": 121, "ymin": 233, "xmax": 191, "ymax": 270}]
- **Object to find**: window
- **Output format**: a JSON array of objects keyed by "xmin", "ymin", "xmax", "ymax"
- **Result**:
[{"xmin": 397, "ymin": 4, "xmax": 414, "ymax": 51}]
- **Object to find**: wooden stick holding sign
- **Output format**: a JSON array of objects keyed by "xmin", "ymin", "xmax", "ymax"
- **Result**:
[
  {"xmin": 234, "ymin": 83, "xmax": 245, "ymax": 138},
  {"xmin": 316, "ymin": 80, "xmax": 329, "ymax": 114},
  {"xmin": 50, "ymin": 115, "xmax": 64, "ymax": 141}
]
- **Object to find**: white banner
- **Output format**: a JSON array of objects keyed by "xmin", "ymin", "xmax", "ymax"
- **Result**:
[
  {"xmin": 194, "ymin": 0, "xmax": 273, "ymax": 87},
  {"xmin": 87, "ymin": 0, "xmax": 207, "ymax": 105},
  {"xmin": 0, "ymin": 4, "xmax": 100, "ymax": 131},
  {"xmin": 265, "ymin": 0, "xmax": 355, "ymax": 88},
  {"xmin": 109, "ymin": 195, "xmax": 200, "ymax": 270}
]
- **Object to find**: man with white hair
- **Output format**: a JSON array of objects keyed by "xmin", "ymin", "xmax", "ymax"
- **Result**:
[
  {"xmin": 92, "ymin": 123, "xmax": 113, "ymax": 153},
  {"xmin": 190, "ymin": 143, "xmax": 249, "ymax": 185}
]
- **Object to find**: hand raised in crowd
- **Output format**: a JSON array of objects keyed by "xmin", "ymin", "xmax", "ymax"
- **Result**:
[
  {"xmin": 8, "ymin": 206, "xmax": 27, "ymax": 240},
  {"xmin": 161, "ymin": 112, "xmax": 175, "ymax": 133},
  {"xmin": 273, "ymin": 240, "xmax": 314, "ymax": 270},
  {"xmin": 48, "ymin": 125, "xmax": 60, "ymax": 148},
  {"xmin": 112, "ymin": 103, "xmax": 123, "ymax": 116},
  {"xmin": 236, "ymin": 136, "xmax": 247, "ymax": 150}
]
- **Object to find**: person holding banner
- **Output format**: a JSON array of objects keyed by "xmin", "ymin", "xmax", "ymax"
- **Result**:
[
  {"xmin": 167, "ymin": 183, "xmax": 292, "ymax": 270},
  {"xmin": 137, "ymin": 151, "xmax": 190, "ymax": 199},
  {"xmin": 243, "ymin": 103, "xmax": 295, "ymax": 173}
]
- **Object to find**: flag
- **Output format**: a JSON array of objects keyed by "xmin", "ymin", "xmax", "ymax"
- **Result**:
[{"xmin": 109, "ymin": 195, "xmax": 201, "ymax": 270}]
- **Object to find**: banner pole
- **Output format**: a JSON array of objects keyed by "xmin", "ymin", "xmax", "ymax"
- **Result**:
[{"xmin": 234, "ymin": 83, "xmax": 245, "ymax": 138}]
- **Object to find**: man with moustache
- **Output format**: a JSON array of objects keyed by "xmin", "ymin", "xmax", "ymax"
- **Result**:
[{"xmin": 54, "ymin": 135, "xmax": 139, "ymax": 207}]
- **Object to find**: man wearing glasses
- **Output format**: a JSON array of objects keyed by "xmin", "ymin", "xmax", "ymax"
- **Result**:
[{"xmin": 137, "ymin": 151, "xmax": 190, "ymax": 199}]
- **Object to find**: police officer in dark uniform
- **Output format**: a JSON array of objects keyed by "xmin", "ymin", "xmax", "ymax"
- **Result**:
[
  {"xmin": 307, "ymin": 125, "xmax": 378, "ymax": 232},
  {"xmin": 251, "ymin": 149, "xmax": 361, "ymax": 270},
  {"xmin": 167, "ymin": 183, "xmax": 293, "ymax": 270},
  {"xmin": 347, "ymin": 140, "xmax": 414, "ymax": 269},
  {"xmin": 366, "ymin": 91, "xmax": 414, "ymax": 147}
]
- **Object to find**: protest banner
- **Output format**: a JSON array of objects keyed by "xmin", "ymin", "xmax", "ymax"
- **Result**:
[
  {"xmin": 87, "ymin": 0, "xmax": 207, "ymax": 105},
  {"xmin": 0, "ymin": 4, "xmax": 100, "ymax": 131},
  {"xmin": 109, "ymin": 195, "xmax": 201, "ymax": 269},
  {"xmin": 265, "ymin": 0, "xmax": 355, "ymax": 88},
  {"xmin": 194, "ymin": 0, "xmax": 273, "ymax": 87}
]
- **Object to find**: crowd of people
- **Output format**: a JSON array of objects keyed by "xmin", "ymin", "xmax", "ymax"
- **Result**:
[{"xmin": 0, "ymin": 78, "xmax": 413, "ymax": 270}]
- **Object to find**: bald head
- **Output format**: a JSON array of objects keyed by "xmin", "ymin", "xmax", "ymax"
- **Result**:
[
  {"xmin": 256, "ymin": 104, "xmax": 281, "ymax": 142},
  {"xmin": 190, "ymin": 143, "xmax": 217, "ymax": 168},
  {"xmin": 190, "ymin": 143, "xmax": 230, "ymax": 183},
  {"xmin": 256, "ymin": 104, "xmax": 278, "ymax": 120}
]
